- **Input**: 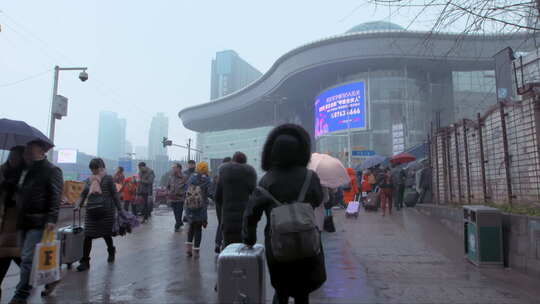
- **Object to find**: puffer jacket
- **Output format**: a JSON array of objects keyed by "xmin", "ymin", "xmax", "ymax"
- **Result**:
[
  {"xmin": 137, "ymin": 167, "xmax": 155, "ymax": 195},
  {"xmin": 184, "ymin": 173, "xmax": 210, "ymax": 223},
  {"xmin": 16, "ymin": 159, "xmax": 63, "ymax": 230},
  {"xmin": 167, "ymin": 171, "xmax": 187, "ymax": 201}
]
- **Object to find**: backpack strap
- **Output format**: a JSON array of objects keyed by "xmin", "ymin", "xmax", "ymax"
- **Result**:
[
  {"xmin": 256, "ymin": 186, "xmax": 283, "ymax": 206},
  {"xmin": 297, "ymin": 170, "xmax": 313, "ymax": 202}
]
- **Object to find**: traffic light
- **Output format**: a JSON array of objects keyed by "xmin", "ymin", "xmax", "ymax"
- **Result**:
[{"xmin": 162, "ymin": 137, "xmax": 172, "ymax": 148}]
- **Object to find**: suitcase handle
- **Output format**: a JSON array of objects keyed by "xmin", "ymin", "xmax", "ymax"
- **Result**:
[{"xmin": 73, "ymin": 208, "xmax": 82, "ymax": 228}]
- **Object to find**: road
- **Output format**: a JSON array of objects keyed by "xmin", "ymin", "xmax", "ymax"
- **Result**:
[{"xmin": 2, "ymin": 205, "xmax": 540, "ymax": 303}]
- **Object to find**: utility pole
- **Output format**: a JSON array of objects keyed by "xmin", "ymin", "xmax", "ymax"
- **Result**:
[{"xmin": 187, "ymin": 138, "xmax": 192, "ymax": 161}]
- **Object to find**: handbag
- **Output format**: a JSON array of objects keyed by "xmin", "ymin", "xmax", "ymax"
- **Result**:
[{"xmin": 85, "ymin": 178, "xmax": 110, "ymax": 218}]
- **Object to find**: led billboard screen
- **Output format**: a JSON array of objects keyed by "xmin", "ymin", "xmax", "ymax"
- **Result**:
[
  {"xmin": 57, "ymin": 149, "xmax": 77, "ymax": 164},
  {"xmin": 314, "ymin": 81, "xmax": 367, "ymax": 137}
]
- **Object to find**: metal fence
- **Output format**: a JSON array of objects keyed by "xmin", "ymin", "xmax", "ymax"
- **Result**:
[{"xmin": 430, "ymin": 94, "xmax": 540, "ymax": 207}]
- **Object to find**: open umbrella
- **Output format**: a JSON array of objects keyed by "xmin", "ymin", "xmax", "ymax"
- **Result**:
[
  {"xmin": 0, "ymin": 118, "xmax": 54, "ymax": 151},
  {"xmin": 390, "ymin": 152, "xmax": 416, "ymax": 165},
  {"xmin": 308, "ymin": 153, "xmax": 349, "ymax": 188},
  {"xmin": 357, "ymin": 155, "xmax": 387, "ymax": 171}
]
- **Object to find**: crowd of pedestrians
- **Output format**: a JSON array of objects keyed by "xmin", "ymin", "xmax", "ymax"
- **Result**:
[{"xmin": 0, "ymin": 121, "xmax": 431, "ymax": 304}]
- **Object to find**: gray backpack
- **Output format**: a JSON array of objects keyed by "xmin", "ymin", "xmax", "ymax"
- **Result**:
[{"xmin": 257, "ymin": 170, "xmax": 321, "ymax": 262}]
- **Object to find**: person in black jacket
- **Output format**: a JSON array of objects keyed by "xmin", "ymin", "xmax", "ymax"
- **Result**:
[
  {"xmin": 215, "ymin": 152, "xmax": 256, "ymax": 249},
  {"xmin": 213, "ymin": 157, "xmax": 231, "ymax": 254},
  {"xmin": 75, "ymin": 158, "xmax": 122, "ymax": 272},
  {"xmin": 243, "ymin": 124, "xmax": 326, "ymax": 304},
  {"xmin": 11, "ymin": 141, "xmax": 63, "ymax": 304}
]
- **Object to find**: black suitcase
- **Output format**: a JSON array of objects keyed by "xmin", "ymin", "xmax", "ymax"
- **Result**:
[
  {"xmin": 364, "ymin": 191, "xmax": 379, "ymax": 211},
  {"xmin": 404, "ymin": 188, "xmax": 419, "ymax": 207}
]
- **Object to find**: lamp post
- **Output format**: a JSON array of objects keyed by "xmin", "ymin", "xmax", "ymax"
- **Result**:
[{"xmin": 48, "ymin": 65, "xmax": 88, "ymax": 160}]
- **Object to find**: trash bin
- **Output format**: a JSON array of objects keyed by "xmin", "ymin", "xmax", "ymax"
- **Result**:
[{"xmin": 463, "ymin": 205, "xmax": 503, "ymax": 266}]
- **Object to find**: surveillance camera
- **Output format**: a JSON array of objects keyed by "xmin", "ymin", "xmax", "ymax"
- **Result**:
[{"xmin": 79, "ymin": 71, "xmax": 88, "ymax": 82}]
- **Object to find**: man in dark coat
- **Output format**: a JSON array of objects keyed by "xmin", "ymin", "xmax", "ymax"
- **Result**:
[
  {"xmin": 243, "ymin": 124, "xmax": 326, "ymax": 304},
  {"xmin": 214, "ymin": 157, "xmax": 231, "ymax": 254},
  {"xmin": 12, "ymin": 141, "xmax": 63, "ymax": 304},
  {"xmin": 215, "ymin": 152, "xmax": 256, "ymax": 248},
  {"xmin": 167, "ymin": 163, "xmax": 187, "ymax": 231},
  {"xmin": 390, "ymin": 164, "xmax": 406, "ymax": 211},
  {"xmin": 137, "ymin": 162, "xmax": 155, "ymax": 223}
]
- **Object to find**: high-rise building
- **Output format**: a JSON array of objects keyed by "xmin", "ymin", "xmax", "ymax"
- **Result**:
[
  {"xmin": 210, "ymin": 50, "xmax": 262, "ymax": 100},
  {"xmin": 97, "ymin": 111, "xmax": 126, "ymax": 161},
  {"xmin": 125, "ymin": 140, "xmax": 133, "ymax": 156},
  {"xmin": 148, "ymin": 113, "xmax": 169, "ymax": 160},
  {"xmin": 197, "ymin": 50, "xmax": 265, "ymax": 173}
]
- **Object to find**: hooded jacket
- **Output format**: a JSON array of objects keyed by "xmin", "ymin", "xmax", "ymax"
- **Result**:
[{"xmin": 243, "ymin": 124, "xmax": 326, "ymax": 295}]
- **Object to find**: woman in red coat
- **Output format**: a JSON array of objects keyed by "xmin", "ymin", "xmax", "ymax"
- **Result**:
[{"xmin": 343, "ymin": 168, "xmax": 359, "ymax": 204}]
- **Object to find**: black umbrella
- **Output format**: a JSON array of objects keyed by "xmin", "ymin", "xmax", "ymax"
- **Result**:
[{"xmin": 0, "ymin": 118, "xmax": 54, "ymax": 151}]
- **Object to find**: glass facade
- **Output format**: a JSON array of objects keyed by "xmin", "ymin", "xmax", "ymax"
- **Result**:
[{"xmin": 196, "ymin": 126, "xmax": 273, "ymax": 176}]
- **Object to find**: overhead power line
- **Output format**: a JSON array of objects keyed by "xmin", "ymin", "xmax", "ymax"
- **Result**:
[{"xmin": 0, "ymin": 69, "xmax": 51, "ymax": 88}]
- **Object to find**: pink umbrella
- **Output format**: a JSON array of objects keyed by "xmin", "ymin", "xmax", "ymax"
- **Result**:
[{"xmin": 308, "ymin": 153, "xmax": 350, "ymax": 188}]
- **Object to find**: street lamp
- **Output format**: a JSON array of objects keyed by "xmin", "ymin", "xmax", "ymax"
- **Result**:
[{"xmin": 48, "ymin": 65, "xmax": 88, "ymax": 160}]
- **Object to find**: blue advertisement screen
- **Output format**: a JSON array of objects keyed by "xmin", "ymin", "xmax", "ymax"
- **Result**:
[{"xmin": 314, "ymin": 81, "xmax": 366, "ymax": 137}]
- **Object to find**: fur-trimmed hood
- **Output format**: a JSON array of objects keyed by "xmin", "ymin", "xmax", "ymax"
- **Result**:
[{"xmin": 261, "ymin": 124, "xmax": 311, "ymax": 171}]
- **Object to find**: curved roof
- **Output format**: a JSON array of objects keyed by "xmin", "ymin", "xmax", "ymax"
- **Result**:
[
  {"xmin": 179, "ymin": 30, "xmax": 539, "ymax": 132},
  {"xmin": 346, "ymin": 21, "xmax": 405, "ymax": 33}
]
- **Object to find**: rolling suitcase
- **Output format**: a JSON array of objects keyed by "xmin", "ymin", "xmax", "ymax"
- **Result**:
[
  {"xmin": 404, "ymin": 188, "xmax": 419, "ymax": 207},
  {"xmin": 57, "ymin": 209, "xmax": 85, "ymax": 269},
  {"xmin": 218, "ymin": 243, "xmax": 266, "ymax": 304},
  {"xmin": 345, "ymin": 200, "xmax": 360, "ymax": 218}
]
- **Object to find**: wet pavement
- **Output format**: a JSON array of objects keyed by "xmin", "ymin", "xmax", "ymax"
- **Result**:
[{"xmin": 2, "ymin": 205, "xmax": 540, "ymax": 303}]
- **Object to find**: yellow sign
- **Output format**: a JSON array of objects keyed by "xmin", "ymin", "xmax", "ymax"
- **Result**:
[{"xmin": 38, "ymin": 244, "xmax": 58, "ymax": 271}]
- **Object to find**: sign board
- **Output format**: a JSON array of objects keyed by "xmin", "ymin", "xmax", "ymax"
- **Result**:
[
  {"xmin": 52, "ymin": 95, "xmax": 68, "ymax": 119},
  {"xmin": 314, "ymin": 81, "xmax": 367, "ymax": 137},
  {"xmin": 392, "ymin": 123, "xmax": 405, "ymax": 155},
  {"xmin": 352, "ymin": 150, "xmax": 375, "ymax": 157},
  {"xmin": 57, "ymin": 149, "xmax": 77, "ymax": 164}
]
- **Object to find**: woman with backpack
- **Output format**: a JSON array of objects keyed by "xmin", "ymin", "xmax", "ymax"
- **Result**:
[
  {"xmin": 185, "ymin": 162, "xmax": 211, "ymax": 258},
  {"xmin": 75, "ymin": 158, "xmax": 122, "ymax": 271},
  {"xmin": 243, "ymin": 124, "xmax": 326, "ymax": 304}
]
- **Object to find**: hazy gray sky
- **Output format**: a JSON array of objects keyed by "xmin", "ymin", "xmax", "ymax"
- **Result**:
[{"xmin": 0, "ymin": 1, "xmax": 430, "ymax": 160}]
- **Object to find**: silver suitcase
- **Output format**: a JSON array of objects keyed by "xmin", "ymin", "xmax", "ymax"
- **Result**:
[
  {"xmin": 218, "ymin": 243, "xmax": 266, "ymax": 304},
  {"xmin": 57, "ymin": 209, "xmax": 85, "ymax": 269}
]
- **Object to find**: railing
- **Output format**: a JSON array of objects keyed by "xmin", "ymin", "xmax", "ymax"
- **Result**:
[{"xmin": 430, "ymin": 93, "xmax": 540, "ymax": 207}]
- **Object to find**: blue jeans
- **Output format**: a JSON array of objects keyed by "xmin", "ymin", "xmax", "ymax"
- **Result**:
[
  {"xmin": 171, "ymin": 201, "xmax": 184, "ymax": 229},
  {"xmin": 13, "ymin": 229, "xmax": 43, "ymax": 300}
]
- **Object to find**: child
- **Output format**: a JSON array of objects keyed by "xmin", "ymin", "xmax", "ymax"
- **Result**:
[{"xmin": 184, "ymin": 162, "xmax": 211, "ymax": 258}]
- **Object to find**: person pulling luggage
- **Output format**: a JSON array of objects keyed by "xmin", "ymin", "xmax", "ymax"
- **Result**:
[
  {"xmin": 75, "ymin": 158, "xmax": 122, "ymax": 272},
  {"xmin": 243, "ymin": 124, "xmax": 326, "ymax": 304}
]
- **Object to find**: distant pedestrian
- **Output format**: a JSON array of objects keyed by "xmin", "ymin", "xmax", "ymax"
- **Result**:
[
  {"xmin": 121, "ymin": 176, "xmax": 138, "ymax": 213},
  {"xmin": 113, "ymin": 166, "xmax": 125, "ymax": 186},
  {"xmin": 11, "ymin": 141, "xmax": 63, "ymax": 304},
  {"xmin": 215, "ymin": 152, "xmax": 256, "ymax": 249},
  {"xmin": 185, "ymin": 162, "xmax": 211, "ymax": 258},
  {"xmin": 342, "ymin": 168, "xmax": 358, "ymax": 205},
  {"xmin": 0, "ymin": 147, "xmax": 24, "ymax": 300},
  {"xmin": 361, "ymin": 170, "xmax": 373, "ymax": 193},
  {"xmin": 214, "ymin": 157, "xmax": 231, "ymax": 253},
  {"xmin": 137, "ymin": 162, "xmax": 155, "ymax": 223},
  {"xmin": 183, "ymin": 160, "xmax": 197, "ymax": 181},
  {"xmin": 378, "ymin": 168, "xmax": 393, "ymax": 216},
  {"xmin": 167, "ymin": 163, "xmax": 187, "ymax": 232},
  {"xmin": 390, "ymin": 164, "xmax": 406, "ymax": 211},
  {"xmin": 75, "ymin": 158, "xmax": 122, "ymax": 272},
  {"xmin": 243, "ymin": 124, "xmax": 326, "ymax": 304}
]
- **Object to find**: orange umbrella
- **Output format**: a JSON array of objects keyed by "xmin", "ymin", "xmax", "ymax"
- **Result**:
[{"xmin": 390, "ymin": 152, "xmax": 416, "ymax": 165}]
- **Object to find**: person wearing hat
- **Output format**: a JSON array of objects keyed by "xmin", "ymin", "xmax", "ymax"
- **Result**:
[
  {"xmin": 11, "ymin": 140, "xmax": 63, "ymax": 304},
  {"xmin": 184, "ymin": 162, "xmax": 211, "ymax": 258}
]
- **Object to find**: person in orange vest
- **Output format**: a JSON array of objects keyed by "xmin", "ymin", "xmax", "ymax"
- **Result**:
[
  {"xmin": 121, "ymin": 176, "xmax": 137, "ymax": 213},
  {"xmin": 342, "ymin": 168, "xmax": 359, "ymax": 204}
]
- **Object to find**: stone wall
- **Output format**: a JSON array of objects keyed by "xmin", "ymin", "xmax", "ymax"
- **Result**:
[{"xmin": 417, "ymin": 204, "xmax": 540, "ymax": 277}]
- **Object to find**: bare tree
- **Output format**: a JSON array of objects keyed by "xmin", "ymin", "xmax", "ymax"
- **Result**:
[{"xmin": 365, "ymin": 0, "xmax": 539, "ymax": 33}]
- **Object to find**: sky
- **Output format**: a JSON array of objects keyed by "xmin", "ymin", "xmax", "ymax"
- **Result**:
[{"xmin": 0, "ymin": 0, "xmax": 432, "ymax": 160}]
